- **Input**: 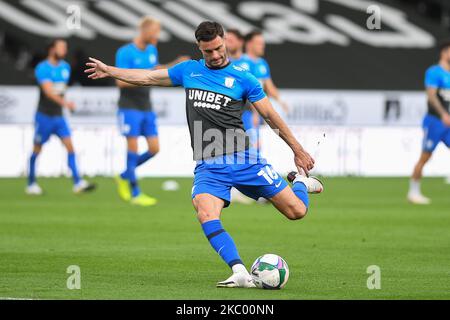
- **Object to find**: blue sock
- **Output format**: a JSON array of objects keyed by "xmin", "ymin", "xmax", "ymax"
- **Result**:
[
  {"xmin": 28, "ymin": 152, "xmax": 38, "ymax": 185},
  {"xmin": 137, "ymin": 151, "xmax": 153, "ymax": 166},
  {"xmin": 292, "ymin": 181, "xmax": 309, "ymax": 208},
  {"xmin": 121, "ymin": 152, "xmax": 140, "ymax": 197},
  {"xmin": 68, "ymin": 153, "xmax": 80, "ymax": 185},
  {"xmin": 201, "ymin": 219, "xmax": 243, "ymax": 268}
]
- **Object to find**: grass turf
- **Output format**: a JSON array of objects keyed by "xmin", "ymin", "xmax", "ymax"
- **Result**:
[{"xmin": 0, "ymin": 177, "xmax": 449, "ymax": 300}]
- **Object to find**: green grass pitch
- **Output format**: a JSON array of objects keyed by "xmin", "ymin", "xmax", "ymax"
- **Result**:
[{"xmin": 0, "ymin": 177, "xmax": 449, "ymax": 300}]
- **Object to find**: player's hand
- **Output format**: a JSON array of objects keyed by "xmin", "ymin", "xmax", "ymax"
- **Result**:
[
  {"xmin": 64, "ymin": 101, "xmax": 76, "ymax": 112},
  {"xmin": 85, "ymin": 57, "xmax": 109, "ymax": 79},
  {"xmin": 294, "ymin": 148, "xmax": 315, "ymax": 176},
  {"xmin": 442, "ymin": 113, "xmax": 450, "ymax": 127}
]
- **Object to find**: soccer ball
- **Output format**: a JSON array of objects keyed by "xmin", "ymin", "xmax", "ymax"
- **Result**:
[{"xmin": 251, "ymin": 254, "xmax": 289, "ymax": 289}]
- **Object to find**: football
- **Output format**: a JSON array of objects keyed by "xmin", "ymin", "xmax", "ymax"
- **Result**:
[{"xmin": 251, "ymin": 254, "xmax": 289, "ymax": 289}]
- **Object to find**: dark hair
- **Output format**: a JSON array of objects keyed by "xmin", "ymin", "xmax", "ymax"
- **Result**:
[
  {"xmin": 46, "ymin": 38, "xmax": 65, "ymax": 53},
  {"xmin": 195, "ymin": 21, "xmax": 224, "ymax": 42},
  {"xmin": 438, "ymin": 39, "xmax": 450, "ymax": 53},
  {"xmin": 226, "ymin": 28, "xmax": 244, "ymax": 41},
  {"xmin": 244, "ymin": 30, "xmax": 263, "ymax": 43}
]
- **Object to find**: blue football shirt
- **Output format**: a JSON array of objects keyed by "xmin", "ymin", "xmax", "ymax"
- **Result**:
[
  {"xmin": 35, "ymin": 59, "xmax": 71, "ymax": 116},
  {"xmin": 240, "ymin": 54, "xmax": 271, "ymax": 82},
  {"xmin": 168, "ymin": 59, "xmax": 266, "ymax": 160},
  {"xmin": 116, "ymin": 43, "xmax": 159, "ymax": 111},
  {"xmin": 425, "ymin": 64, "xmax": 450, "ymax": 117}
]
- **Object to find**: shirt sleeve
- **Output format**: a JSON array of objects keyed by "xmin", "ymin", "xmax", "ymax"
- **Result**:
[
  {"xmin": 425, "ymin": 67, "xmax": 441, "ymax": 88},
  {"xmin": 65, "ymin": 63, "xmax": 71, "ymax": 83},
  {"xmin": 116, "ymin": 47, "xmax": 131, "ymax": 68},
  {"xmin": 35, "ymin": 63, "xmax": 52, "ymax": 84},
  {"xmin": 259, "ymin": 59, "xmax": 271, "ymax": 80},
  {"xmin": 154, "ymin": 48, "xmax": 159, "ymax": 66},
  {"xmin": 168, "ymin": 60, "xmax": 191, "ymax": 87},
  {"xmin": 246, "ymin": 73, "xmax": 267, "ymax": 103}
]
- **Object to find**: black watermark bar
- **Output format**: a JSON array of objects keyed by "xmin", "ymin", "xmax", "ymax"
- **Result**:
[{"xmin": 0, "ymin": 300, "xmax": 447, "ymax": 318}]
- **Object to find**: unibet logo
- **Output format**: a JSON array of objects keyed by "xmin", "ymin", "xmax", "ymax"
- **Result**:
[{"xmin": 188, "ymin": 89, "xmax": 232, "ymax": 110}]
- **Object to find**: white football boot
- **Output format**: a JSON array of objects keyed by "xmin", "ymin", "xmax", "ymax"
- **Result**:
[
  {"xmin": 445, "ymin": 176, "xmax": 450, "ymax": 184},
  {"xmin": 287, "ymin": 171, "xmax": 324, "ymax": 194},
  {"xmin": 407, "ymin": 192, "xmax": 431, "ymax": 205},
  {"xmin": 217, "ymin": 272, "xmax": 256, "ymax": 288},
  {"xmin": 25, "ymin": 183, "xmax": 43, "ymax": 195},
  {"xmin": 217, "ymin": 264, "xmax": 256, "ymax": 288},
  {"xmin": 73, "ymin": 179, "xmax": 97, "ymax": 194}
]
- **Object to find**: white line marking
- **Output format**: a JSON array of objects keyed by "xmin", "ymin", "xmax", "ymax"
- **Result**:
[{"xmin": 0, "ymin": 297, "xmax": 36, "ymax": 300}]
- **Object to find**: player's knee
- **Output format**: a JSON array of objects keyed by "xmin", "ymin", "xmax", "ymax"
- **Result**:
[
  {"xmin": 197, "ymin": 211, "xmax": 215, "ymax": 223},
  {"xmin": 196, "ymin": 208, "xmax": 219, "ymax": 223},
  {"xmin": 149, "ymin": 144, "xmax": 160, "ymax": 155},
  {"xmin": 33, "ymin": 145, "xmax": 42, "ymax": 154},
  {"xmin": 285, "ymin": 203, "xmax": 307, "ymax": 221},
  {"xmin": 193, "ymin": 198, "xmax": 209, "ymax": 221},
  {"xmin": 127, "ymin": 138, "xmax": 138, "ymax": 152},
  {"xmin": 193, "ymin": 195, "xmax": 221, "ymax": 223},
  {"xmin": 66, "ymin": 145, "xmax": 75, "ymax": 153}
]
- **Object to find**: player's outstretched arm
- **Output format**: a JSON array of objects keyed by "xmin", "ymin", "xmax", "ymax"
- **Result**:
[
  {"xmin": 85, "ymin": 57, "xmax": 173, "ymax": 87},
  {"xmin": 252, "ymin": 97, "xmax": 314, "ymax": 175}
]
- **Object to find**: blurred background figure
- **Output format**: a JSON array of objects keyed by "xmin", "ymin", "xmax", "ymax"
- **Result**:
[
  {"xmin": 408, "ymin": 39, "xmax": 450, "ymax": 204},
  {"xmin": 114, "ymin": 16, "xmax": 188, "ymax": 207},
  {"xmin": 244, "ymin": 30, "xmax": 290, "ymax": 116},
  {"xmin": 26, "ymin": 39, "xmax": 95, "ymax": 195}
]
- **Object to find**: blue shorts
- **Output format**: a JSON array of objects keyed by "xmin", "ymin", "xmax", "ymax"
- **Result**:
[
  {"xmin": 118, "ymin": 108, "xmax": 158, "ymax": 137},
  {"xmin": 33, "ymin": 112, "xmax": 71, "ymax": 145},
  {"xmin": 422, "ymin": 114, "xmax": 450, "ymax": 152},
  {"xmin": 192, "ymin": 151, "xmax": 288, "ymax": 207}
]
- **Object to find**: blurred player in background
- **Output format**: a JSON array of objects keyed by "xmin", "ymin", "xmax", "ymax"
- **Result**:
[
  {"xmin": 225, "ymin": 29, "xmax": 248, "ymax": 69},
  {"xmin": 114, "ymin": 16, "xmax": 188, "ymax": 206},
  {"xmin": 225, "ymin": 29, "xmax": 257, "ymax": 204},
  {"xmin": 26, "ymin": 39, "xmax": 96, "ymax": 195},
  {"xmin": 243, "ymin": 30, "xmax": 289, "ymax": 132},
  {"xmin": 226, "ymin": 29, "xmax": 257, "ymax": 139},
  {"xmin": 408, "ymin": 40, "xmax": 450, "ymax": 204}
]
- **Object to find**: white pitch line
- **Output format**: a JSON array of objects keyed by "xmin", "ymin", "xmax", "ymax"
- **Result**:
[{"xmin": 0, "ymin": 297, "xmax": 36, "ymax": 300}]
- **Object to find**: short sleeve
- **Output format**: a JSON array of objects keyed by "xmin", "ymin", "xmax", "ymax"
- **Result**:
[
  {"xmin": 153, "ymin": 48, "xmax": 159, "ymax": 66},
  {"xmin": 259, "ymin": 59, "xmax": 271, "ymax": 79},
  {"xmin": 425, "ymin": 67, "xmax": 441, "ymax": 88},
  {"xmin": 116, "ymin": 47, "xmax": 131, "ymax": 68},
  {"xmin": 168, "ymin": 60, "xmax": 191, "ymax": 87},
  {"xmin": 63, "ymin": 62, "xmax": 72, "ymax": 83},
  {"xmin": 35, "ymin": 63, "xmax": 51, "ymax": 84},
  {"xmin": 245, "ymin": 73, "xmax": 266, "ymax": 103}
]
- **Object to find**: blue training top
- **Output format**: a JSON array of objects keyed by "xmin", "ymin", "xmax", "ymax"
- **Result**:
[
  {"xmin": 425, "ymin": 64, "xmax": 450, "ymax": 118},
  {"xmin": 240, "ymin": 54, "xmax": 271, "ymax": 82},
  {"xmin": 116, "ymin": 43, "xmax": 159, "ymax": 111},
  {"xmin": 35, "ymin": 59, "xmax": 71, "ymax": 116},
  {"xmin": 168, "ymin": 59, "xmax": 266, "ymax": 160}
]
